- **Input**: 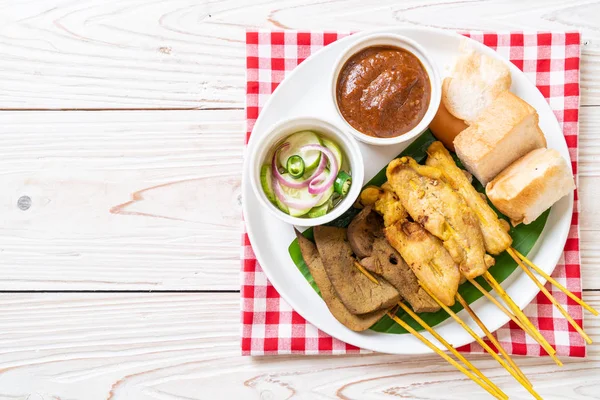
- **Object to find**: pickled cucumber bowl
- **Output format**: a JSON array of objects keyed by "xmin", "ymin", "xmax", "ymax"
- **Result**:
[{"xmin": 248, "ymin": 117, "xmax": 364, "ymax": 227}]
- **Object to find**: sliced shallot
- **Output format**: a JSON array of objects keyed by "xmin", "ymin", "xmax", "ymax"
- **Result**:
[
  {"xmin": 271, "ymin": 143, "xmax": 327, "ymax": 189},
  {"xmin": 300, "ymin": 144, "xmax": 339, "ymax": 194}
]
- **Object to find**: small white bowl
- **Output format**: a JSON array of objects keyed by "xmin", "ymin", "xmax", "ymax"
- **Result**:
[
  {"xmin": 248, "ymin": 116, "xmax": 364, "ymax": 227},
  {"xmin": 331, "ymin": 33, "xmax": 442, "ymax": 146}
]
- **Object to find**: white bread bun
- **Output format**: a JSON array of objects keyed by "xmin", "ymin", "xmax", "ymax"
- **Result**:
[
  {"xmin": 443, "ymin": 50, "xmax": 511, "ymax": 124},
  {"xmin": 486, "ymin": 148, "xmax": 575, "ymax": 226},
  {"xmin": 454, "ymin": 91, "xmax": 547, "ymax": 185},
  {"xmin": 429, "ymin": 100, "xmax": 468, "ymax": 152}
]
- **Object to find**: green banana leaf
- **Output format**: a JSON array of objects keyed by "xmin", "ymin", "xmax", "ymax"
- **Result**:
[{"xmin": 287, "ymin": 130, "xmax": 549, "ymax": 334}]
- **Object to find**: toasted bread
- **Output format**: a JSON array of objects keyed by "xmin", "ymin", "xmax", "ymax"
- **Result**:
[
  {"xmin": 443, "ymin": 50, "xmax": 511, "ymax": 124},
  {"xmin": 454, "ymin": 91, "xmax": 547, "ymax": 185},
  {"xmin": 486, "ymin": 148, "xmax": 575, "ymax": 225}
]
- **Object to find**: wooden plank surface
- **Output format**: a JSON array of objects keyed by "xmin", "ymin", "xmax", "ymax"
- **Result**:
[
  {"xmin": 0, "ymin": 108, "xmax": 597, "ymax": 290},
  {"xmin": 0, "ymin": 110, "xmax": 244, "ymax": 290},
  {"xmin": 0, "ymin": 0, "xmax": 599, "ymax": 109},
  {"xmin": 0, "ymin": 292, "xmax": 597, "ymax": 400},
  {"xmin": 1, "ymin": 0, "xmax": 599, "ymax": 398}
]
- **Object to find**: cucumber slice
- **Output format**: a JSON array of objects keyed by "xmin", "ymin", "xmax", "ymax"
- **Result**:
[
  {"xmin": 322, "ymin": 137, "xmax": 343, "ymax": 169},
  {"xmin": 288, "ymin": 207, "xmax": 310, "ymax": 217},
  {"xmin": 274, "ymin": 194, "xmax": 289, "ymax": 214},
  {"xmin": 260, "ymin": 165, "xmax": 276, "ymax": 204},
  {"xmin": 278, "ymin": 131, "xmax": 322, "ymax": 172},
  {"xmin": 307, "ymin": 199, "xmax": 332, "ymax": 218},
  {"xmin": 277, "ymin": 173, "xmax": 315, "ymax": 217}
]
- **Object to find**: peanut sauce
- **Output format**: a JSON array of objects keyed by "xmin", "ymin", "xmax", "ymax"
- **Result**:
[{"xmin": 336, "ymin": 46, "xmax": 431, "ymax": 138}]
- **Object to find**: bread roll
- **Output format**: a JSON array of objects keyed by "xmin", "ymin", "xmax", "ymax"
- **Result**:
[
  {"xmin": 443, "ymin": 50, "xmax": 512, "ymax": 124},
  {"xmin": 429, "ymin": 100, "xmax": 468, "ymax": 151},
  {"xmin": 454, "ymin": 91, "xmax": 547, "ymax": 185},
  {"xmin": 486, "ymin": 148, "xmax": 575, "ymax": 226}
]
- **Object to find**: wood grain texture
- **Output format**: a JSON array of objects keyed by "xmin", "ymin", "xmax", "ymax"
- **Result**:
[
  {"xmin": 0, "ymin": 110, "xmax": 244, "ymax": 290},
  {"xmin": 0, "ymin": 108, "xmax": 598, "ymax": 291},
  {"xmin": 0, "ymin": 292, "xmax": 596, "ymax": 399},
  {"xmin": 0, "ymin": 1, "xmax": 598, "ymax": 398},
  {"xmin": 0, "ymin": 0, "xmax": 599, "ymax": 109}
]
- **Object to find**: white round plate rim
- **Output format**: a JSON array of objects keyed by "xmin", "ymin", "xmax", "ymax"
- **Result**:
[{"xmin": 242, "ymin": 27, "xmax": 573, "ymax": 355}]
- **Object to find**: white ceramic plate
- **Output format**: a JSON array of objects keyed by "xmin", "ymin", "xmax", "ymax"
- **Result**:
[{"xmin": 242, "ymin": 27, "xmax": 573, "ymax": 355}]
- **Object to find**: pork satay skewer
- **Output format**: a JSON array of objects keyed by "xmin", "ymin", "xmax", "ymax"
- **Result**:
[
  {"xmin": 386, "ymin": 160, "xmax": 540, "ymax": 370},
  {"xmin": 364, "ymin": 182, "xmax": 544, "ymax": 384},
  {"xmin": 396, "ymin": 301, "xmax": 508, "ymax": 399},
  {"xmin": 424, "ymin": 143, "xmax": 575, "ymax": 359},
  {"xmin": 427, "ymin": 142, "xmax": 594, "ymax": 316},
  {"xmin": 426, "ymin": 141, "xmax": 512, "ymax": 255},
  {"xmin": 366, "ymin": 190, "xmax": 529, "ymax": 389},
  {"xmin": 427, "ymin": 142, "xmax": 593, "ymax": 317},
  {"xmin": 386, "ymin": 311, "xmax": 507, "ymax": 400},
  {"xmin": 351, "ymin": 237, "xmax": 504, "ymax": 395},
  {"xmin": 384, "ymin": 220, "xmax": 461, "ymax": 307},
  {"xmin": 420, "ymin": 283, "xmax": 543, "ymax": 400},
  {"xmin": 386, "ymin": 157, "xmax": 493, "ymax": 280},
  {"xmin": 507, "ymin": 248, "xmax": 592, "ymax": 344},
  {"xmin": 355, "ymin": 252, "xmax": 508, "ymax": 400},
  {"xmin": 366, "ymin": 184, "xmax": 547, "ymax": 361},
  {"xmin": 511, "ymin": 248, "xmax": 598, "ymax": 316},
  {"xmin": 378, "ymin": 215, "xmax": 534, "ymax": 392}
]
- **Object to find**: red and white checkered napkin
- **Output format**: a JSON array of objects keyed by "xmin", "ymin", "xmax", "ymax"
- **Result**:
[{"xmin": 242, "ymin": 30, "xmax": 584, "ymax": 357}]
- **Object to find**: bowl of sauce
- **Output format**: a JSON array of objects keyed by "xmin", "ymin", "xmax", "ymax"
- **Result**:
[{"xmin": 332, "ymin": 34, "xmax": 441, "ymax": 146}]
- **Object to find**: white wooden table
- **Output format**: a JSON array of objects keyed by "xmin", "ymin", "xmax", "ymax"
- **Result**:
[{"xmin": 0, "ymin": 1, "xmax": 598, "ymax": 399}]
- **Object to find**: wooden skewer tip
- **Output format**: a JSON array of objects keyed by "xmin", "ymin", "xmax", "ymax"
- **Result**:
[
  {"xmin": 469, "ymin": 277, "xmax": 562, "ymax": 366},
  {"xmin": 511, "ymin": 248, "xmax": 598, "ymax": 316},
  {"xmin": 386, "ymin": 312, "xmax": 506, "ymax": 400},
  {"xmin": 396, "ymin": 301, "xmax": 507, "ymax": 400},
  {"xmin": 419, "ymin": 281, "xmax": 542, "ymax": 400},
  {"xmin": 455, "ymin": 293, "xmax": 531, "ymax": 386},
  {"xmin": 483, "ymin": 272, "xmax": 563, "ymax": 365},
  {"xmin": 508, "ymin": 248, "xmax": 592, "ymax": 345}
]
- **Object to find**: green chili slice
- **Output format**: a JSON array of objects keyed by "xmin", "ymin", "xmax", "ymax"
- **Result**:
[
  {"xmin": 286, "ymin": 155, "xmax": 305, "ymax": 178},
  {"xmin": 334, "ymin": 171, "xmax": 352, "ymax": 196}
]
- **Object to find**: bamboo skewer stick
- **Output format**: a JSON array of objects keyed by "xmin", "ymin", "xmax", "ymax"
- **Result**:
[
  {"xmin": 511, "ymin": 248, "xmax": 599, "ymax": 316},
  {"xmin": 353, "ymin": 261, "xmax": 379, "ymax": 285},
  {"xmin": 386, "ymin": 312, "xmax": 506, "ymax": 400},
  {"xmin": 468, "ymin": 277, "xmax": 529, "ymax": 333},
  {"xmin": 482, "ymin": 272, "xmax": 546, "ymax": 342},
  {"xmin": 396, "ymin": 302, "xmax": 507, "ymax": 400},
  {"xmin": 507, "ymin": 248, "xmax": 592, "ymax": 345},
  {"xmin": 482, "ymin": 272, "xmax": 563, "ymax": 367},
  {"xmin": 468, "ymin": 277, "xmax": 561, "ymax": 364},
  {"xmin": 482, "ymin": 272, "xmax": 551, "ymax": 345},
  {"xmin": 419, "ymin": 282, "xmax": 542, "ymax": 400},
  {"xmin": 455, "ymin": 293, "xmax": 531, "ymax": 386}
]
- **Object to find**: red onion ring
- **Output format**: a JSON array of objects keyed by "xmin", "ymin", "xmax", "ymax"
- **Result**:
[
  {"xmin": 273, "ymin": 179, "xmax": 323, "ymax": 210},
  {"xmin": 271, "ymin": 143, "xmax": 327, "ymax": 189},
  {"xmin": 301, "ymin": 144, "xmax": 339, "ymax": 195}
]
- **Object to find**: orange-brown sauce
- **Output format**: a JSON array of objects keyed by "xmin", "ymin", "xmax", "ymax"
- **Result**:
[{"xmin": 336, "ymin": 46, "xmax": 431, "ymax": 138}]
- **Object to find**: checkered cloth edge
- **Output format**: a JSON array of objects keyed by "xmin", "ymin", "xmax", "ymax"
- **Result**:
[{"xmin": 242, "ymin": 30, "xmax": 584, "ymax": 357}]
